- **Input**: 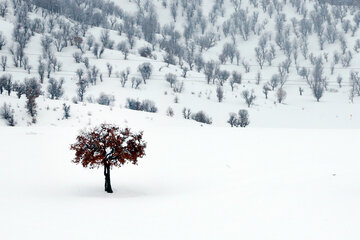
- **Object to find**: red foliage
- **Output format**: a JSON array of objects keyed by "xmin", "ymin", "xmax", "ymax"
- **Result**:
[
  {"xmin": 71, "ymin": 124, "xmax": 146, "ymax": 169},
  {"xmin": 73, "ymin": 36, "xmax": 83, "ymax": 47}
]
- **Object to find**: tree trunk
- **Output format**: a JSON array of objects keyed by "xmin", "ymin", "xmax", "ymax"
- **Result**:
[{"xmin": 104, "ymin": 163, "xmax": 113, "ymax": 193}]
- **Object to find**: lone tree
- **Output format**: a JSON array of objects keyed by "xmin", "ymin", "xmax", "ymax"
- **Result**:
[{"xmin": 71, "ymin": 124, "xmax": 146, "ymax": 193}]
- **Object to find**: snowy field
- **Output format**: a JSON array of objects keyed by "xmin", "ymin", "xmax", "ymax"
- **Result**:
[{"xmin": 1, "ymin": 122, "xmax": 360, "ymax": 240}]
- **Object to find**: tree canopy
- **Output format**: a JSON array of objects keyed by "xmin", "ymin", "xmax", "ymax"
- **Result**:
[{"xmin": 71, "ymin": 124, "xmax": 146, "ymax": 169}]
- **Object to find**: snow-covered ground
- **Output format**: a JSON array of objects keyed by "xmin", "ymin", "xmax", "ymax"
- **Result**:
[{"xmin": 1, "ymin": 123, "xmax": 360, "ymax": 239}]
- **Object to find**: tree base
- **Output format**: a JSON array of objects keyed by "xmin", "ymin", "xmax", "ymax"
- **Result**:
[{"xmin": 105, "ymin": 188, "xmax": 113, "ymax": 193}]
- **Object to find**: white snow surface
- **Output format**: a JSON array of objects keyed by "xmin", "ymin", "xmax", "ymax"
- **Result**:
[{"xmin": 1, "ymin": 122, "xmax": 360, "ymax": 240}]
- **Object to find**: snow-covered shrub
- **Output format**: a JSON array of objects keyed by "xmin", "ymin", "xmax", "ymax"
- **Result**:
[
  {"xmin": 141, "ymin": 100, "xmax": 158, "ymax": 113},
  {"xmin": 354, "ymin": 39, "xmax": 360, "ymax": 53},
  {"xmin": 73, "ymin": 52, "xmax": 83, "ymax": 63},
  {"xmin": 194, "ymin": 54, "xmax": 204, "ymax": 72},
  {"xmin": 333, "ymin": 51, "xmax": 340, "ymax": 64},
  {"xmin": 106, "ymin": 63, "xmax": 113, "ymax": 77},
  {"xmin": 262, "ymin": 84, "xmax": 271, "ymax": 99},
  {"xmin": 299, "ymin": 67, "xmax": 310, "ymax": 81},
  {"xmin": 138, "ymin": 62, "xmax": 153, "ymax": 84},
  {"xmin": 337, "ymin": 75, "xmax": 343, "ymax": 88},
  {"xmin": 0, "ymin": 31, "xmax": 6, "ymax": 50},
  {"xmin": 276, "ymin": 88, "xmax": 287, "ymax": 103},
  {"xmin": 47, "ymin": 78, "xmax": 64, "ymax": 100},
  {"xmin": 165, "ymin": 73, "xmax": 177, "ymax": 88},
  {"xmin": 172, "ymin": 81, "xmax": 184, "ymax": 93},
  {"xmin": 138, "ymin": 46, "xmax": 152, "ymax": 58},
  {"xmin": 229, "ymin": 71, "xmax": 242, "ymax": 91},
  {"xmin": 76, "ymin": 78, "xmax": 87, "ymax": 102},
  {"xmin": 24, "ymin": 78, "xmax": 42, "ymax": 121},
  {"xmin": 82, "ymin": 57, "xmax": 90, "ymax": 69},
  {"xmin": 36, "ymin": 61, "xmax": 45, "ymax": 84},
  {"xmin": 242, "ymin": 60, "xmax": 250, "ymax": 73},
  {"xmin": 97, "ymin": 93, "xmax": 115, "ymax": 106},
  {"xmin": 184, "ymin": 42, "xmax": 196, "ymax": 70},
  {"xmin": 119, "ymin": 68, "xmax": 130, "ymax": 88},
  {"xmin": 197, "ymin": 32, "xmax": 217, "ymax": 52},
  {"xmin": 242, "ymin": 90, "xmax": 256, "ymax": 107},
  {"xmin": 86, "ymin": 96, "xmax": 94, "ymax": 104},
  {"xmin": 87, "ymin": 66, "xmax": 99, "ymax": 85},
  {"xmin": 306, "ymin": 58, "xmax": 327, "ymax": 102},
  {"xmin": 270, "ymin": 74, "xmax": 281, "ymax": 90},
  {"xmin": 117, "ymin": 41, "xmax": 129, "ymax": 60},
  {"xmin": 126, "ymin": 98, "xmax": 142, "ymax": 111},
  {"xmin": 123, "ymin": 15, "xmax": 137, "ymax": 49},
  {"xmin": 41, "ymin": 35, "xmax": 53, "ymax": 58},
  {"xmin": 191, "ymin": 111, "xmax": 212, "ymax": 125},
  {"xmin": 216, "ymin": 70, "xmax": 230, "ymax": 86},
  {"xmin": 92, "ymin": 43, "xmax": 105, "ymax": 59},
  {"xmin": 100, "ymin": 30, "xmax": 114, "ymax": 49},
  {"xmin": 86, "ymin": 35, "xmax": 95, "ymax": 50},
  {"xmin": 0, "ymin": 103, "xmax": 15, "ymax": 126},
  {"xmin": 256, "ymin": 72, "xmax": 261, "ymax": 85},
  {"xmin": 163, "ymin": 52, "xmax": 176, "ymax": 66},
  {"xmin": 1, "ymin": 55, "xmax": 7, "ymax": 71},
  {"xmin": 126, "ymin": 98, "xmax": 158, "ymax": 113},
  {"xmin": 0, "ymin": 74, "xmax": 11, "ymax": 95},
  {"xmin": 131, "ymin": 77, "xmax": 142, "ymax": 89},
  {"xmin": 349, "ymin": 71, "xmax": 360, "ymax": 101},
  {"xmin": 13, "ymin": 81, "xmax": 25, "ymax": 99},
  {"xmin": 182, "ymin": 108, "xmax": 191, "ymax": 119},
  {"xmin": 227, "ymin": 113, "xmax": 238, "ymax": 127},
  {"xmin": 166, "ymin": 107, "xmax": 174, "ymax": 117},
  {"xmin": 299, "ymin": 87, "xmax": 304, "ymax": 96},
  {"xmin": 221, "ymin": 43, "xmax": 236, "ymax": 64},
  {"xmin": 0, "ymin": 2, "xmax": 8, "ymax": 18},
  {"xmin": 204, "ymin": 60, "xmax": 218, "ymax": 84},
  {"xmin": 341, "ymin": 51, "xmax": 352, "ymax": 67},
  {"xmin": 227, "ymin": 110, "xmax": 250, "ymax": 128},
  {"xmin": 238, "ymin": 109, "xmax": 250, "ymax": 127},
  {"xmin": 63, "ymin": 104, "xmax": 70, "ymax": 119},
  {"xmin": 182, "ymin": 67, "xmax": 189, "ymax": 78},
  {"xmin": 52, "ymin": 31, "xmax": 66, "ymax": 52},
  {"xmin": 216, "ymin": 86, "xmax": 224, "ymax": 102},
  {"xmin": 174, "ymin": 95, "xmax": 179, "ymax": 103}
]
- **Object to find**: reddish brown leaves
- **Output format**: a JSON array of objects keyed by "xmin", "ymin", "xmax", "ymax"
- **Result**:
[{"xmin": 70, "ymin": 124, "xmax": 146, "ymax": 169}]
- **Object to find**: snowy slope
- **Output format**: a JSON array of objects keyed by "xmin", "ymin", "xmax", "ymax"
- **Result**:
[{"xmin": 1, "ymin": 0, "xmax": 360, "ymax": 127}]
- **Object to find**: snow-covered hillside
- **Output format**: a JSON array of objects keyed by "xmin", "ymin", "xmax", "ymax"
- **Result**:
[{"xmin": 0, "ymin": 0, "xmax": 360, "ymax": 127}]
